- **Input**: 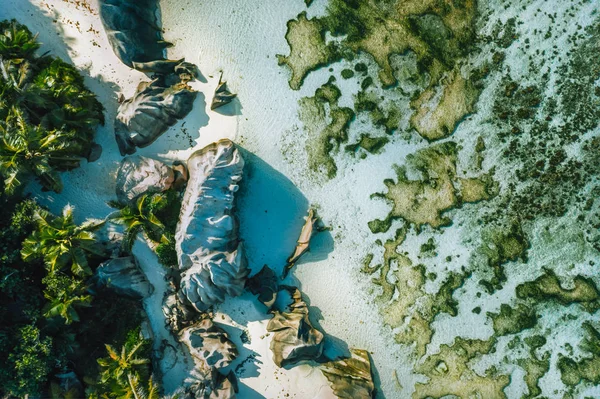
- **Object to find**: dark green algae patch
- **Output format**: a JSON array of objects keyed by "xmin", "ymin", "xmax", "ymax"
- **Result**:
[
  {"xmin": 558, "ymin": 322, "xmax": 600, "ymax": 387},
  {"xmin": 278, "ymin": 0, "xmax": 477, "ymax": 90},
  {"xmin": 281, "ymin": 0, "xmax": 483, "ymax": 179},
  {"xmin": 299, "ymin": 77, "xmax": 355, "ymax": 178}
]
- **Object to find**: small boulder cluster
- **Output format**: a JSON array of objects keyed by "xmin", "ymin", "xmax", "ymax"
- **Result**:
[{"xmin": 99, "ymin": 0, "xmax": 236, "ymax": 156}]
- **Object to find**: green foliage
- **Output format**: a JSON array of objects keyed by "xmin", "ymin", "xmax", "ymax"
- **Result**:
[
  {"xmin": 0, "ymin": 108, "xmax": 80, "ymax": 193},
  {"xmin": 155, "ymin": 239, "xmax": 177, "ymax": 267},
  {"xmin": 108, "ymin": 193, "xmax": 171, "ymax": 252},
  {"xmin": 0, "ymin": 199, "xmax": 43, "ymax": 298},
  {"xmin": 75, "ymin": 293, "xmax": 146, "ymax": 381},
  {"xmin": 30, "ymin": 58, "xmax": 105, "ymax": 132},
  {"xmin": 93, "ymin": 329, "xmax": 156, "ymax": 398},
  {"xmin": 3, "ymin": 325, "xmax": 54, "ymax": 396},
  {"xmin": 0, "ymin": 199, "xmax": 50, "ymax": 397},
  {"xmin": 0, "ymin": 19, "xmax": 103, "ymax": 194},
  {"xmin": 0, "ymin": 19, "xmax": 39, "ymax": 59},
  {"xmin": 42, "ymin": 273, "xmax": 92, "ymax": 325},
  {"xmin": 21, "ymin": 204, "xmax": 105, "ymax": 276}
]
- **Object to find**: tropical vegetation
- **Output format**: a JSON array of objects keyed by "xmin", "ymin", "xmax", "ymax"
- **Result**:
[
  {"xmin": 0, "ymin": 19, "xmax": 158, "ymax": 398},
  {"xmin": 108, "ymin": 189, "xmax": 181, "ymax": 267},
  {"xmin": 21, "ymin": 204, "xmax": 105, "ymax": 276},
  {"xmin": 108, "ymin": 194, "xmax": 171, "ymax": 252},
  {"xmin": 92, "ymin": 330, "xmax": 159, "ymax": 399},
  {"xmin": 0, "ymin": 19, "xmax": 104, "ymax": 194}
]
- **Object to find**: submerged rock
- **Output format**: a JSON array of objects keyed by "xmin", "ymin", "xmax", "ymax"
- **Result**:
[
  {"xmin": 180, "ymin": 318, "xmax": 238, "ymax": 369},
  {"xmin": 320, "ymin": 349, "xmax": 376, "ymax": 399},
  {"xmin": 176, "ymin": 140, "xmax": 249, "ymax": 312},
  {"xmin": 115, "ymin": 155, "xmax": 175, "ymax": 204},
  {"xmin": 94, "ymin": 256, "xmax": 154, "ymax": 299},
  {"xmin": 98, "ymin": 0, "xmax": 168, "ymax": 68},
  {"xmin": 115, "ymin": 79, "xmax": 197, "ymax": 155},
  {"xmin": 267, "ymin": 286, "xmax": 324, "ymax": 367}
]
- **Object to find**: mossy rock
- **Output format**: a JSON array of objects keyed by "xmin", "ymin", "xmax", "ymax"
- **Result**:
[
  {"xmin": 516, "ymin": 270, "xmax": 600, "ymax": 313},
  {"xmin": 277, "ymin": 12, "xmax": 339, "ymax": 90}
]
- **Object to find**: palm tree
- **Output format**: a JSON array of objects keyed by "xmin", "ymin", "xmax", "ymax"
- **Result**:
[
  {"xmin": 128, "ymin": 375, "xmax": 160, "ymax": 399},
  {"xmin": 107, "ymin": 194, "xmax": 170, "ymax": 252},
  {"xmin": 0, "ymin": 20, "xmax": 104, "ymax": 194},
  {"xmin": 21, "ymin": 204, "xmax": 105, "ymax": 276},
  {"xmin": 0, "ymin": 107, "xmax": 86, "ymax": 193},
  {"xmin": 0, "ymin": 19, "xmax": 39, "ymax": 59},
  {"xmin": 96, "ymin": 341, "xmax": 153, "ymax": 399},
  {"xmin": 32, "ymin": 58, "xmax": 104, "ymax": 130}
]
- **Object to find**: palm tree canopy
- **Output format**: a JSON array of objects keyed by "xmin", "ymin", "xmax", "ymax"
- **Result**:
[
  {"xmin": 21, "ymin": 204, "xmax": 105, "ymax": 276},
  {"xmin": 96, "ymin": 339, "xmax": 154, "ymax": 399},
  {"xmin": 108, "ymin": 194, "xmax": 170, "ymax": 252},
  {"xmin": 0, "ymin": 19, "xmax": 104, "ymax": 194}
]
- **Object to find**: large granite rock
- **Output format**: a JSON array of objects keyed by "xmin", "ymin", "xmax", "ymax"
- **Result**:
[
  {"xmin": 176, "ymin": 140, "xmax": 249, "ymax": 312},
  {"xmin": 185, "ymin": 368, "xmax": 239, "ymax": 399},
  {"xmin": 94, "ymin": 256, "xmax": 154, "ymax": 299},
  {"xmin": 180, "ymin": 318, "xmax": 238, "ymax": 369},
  {"xmin": 320, "ymin": 349, "xmax": 376, "ymax": 399},
  {"xmin": 267, "ymin": 287, "xmax": 324, "ymax": 367},
  {"xmin": 98, "ymin": 0, "xmax": 167, "ymax": 68},
  {"xmin": 116, "ymin": 155, "xmax": 175, "ymax": 204},
  {"xmin": 115, "ymin": 79, "xmax": 197, "ymax": 155}
]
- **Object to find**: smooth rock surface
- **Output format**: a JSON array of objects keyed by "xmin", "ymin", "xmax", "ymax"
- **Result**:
[
  {"xmin": 115, "ymin": 155, "xmax": 175, "ymax": 204},
  {"xmin": 94, "ymin": 256, "xmax": 154, "ymax": 299},
  {"xmin": 267, "ymin": 287, "xmax": 324, "ymax": 367},
  {"xmin": 185, "ymin": 368, "xmax": 239, "ymax": 399},
  {"xmin": 180, "ymin": 318, "xmax": 238, "ymax": 370},
  {"xmin": 115, "ymin": 79, "xmax": 197, "ymax": 155},
  {"xmin": 176, "ymin": 140, "xmax": 249, "ymax": 312},
  {"xmin": 98, "ymin": 0, "xmax": 167, "ymax": 68},
  {"xmin": 320, "ymin": 349, "xmax": 376, "ymax": 399}
]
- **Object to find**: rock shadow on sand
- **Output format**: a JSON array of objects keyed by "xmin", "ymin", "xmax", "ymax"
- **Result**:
[
  {"xmin": 235, "ymin": 149, "xmax": 349, "ymax": 367},
  {"xmin": 237, "ymin": 149, "xmax": 334, "ymax": 277}
]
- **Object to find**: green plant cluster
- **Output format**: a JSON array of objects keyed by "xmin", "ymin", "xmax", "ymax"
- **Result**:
[
  {"xmin": 0, "ymin": 198, "xmax": 152, "ymax": 396},
  {"xmin": 88, "ymin": 327, "xmax": 158, "ymax": 399},
  {"xmin": 0, "ymin": 19, "xmax": 104, "ymax": 195},
  {"xmin": 108, "ymin": 189, "xmax": 182, "ymax": 267}
]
